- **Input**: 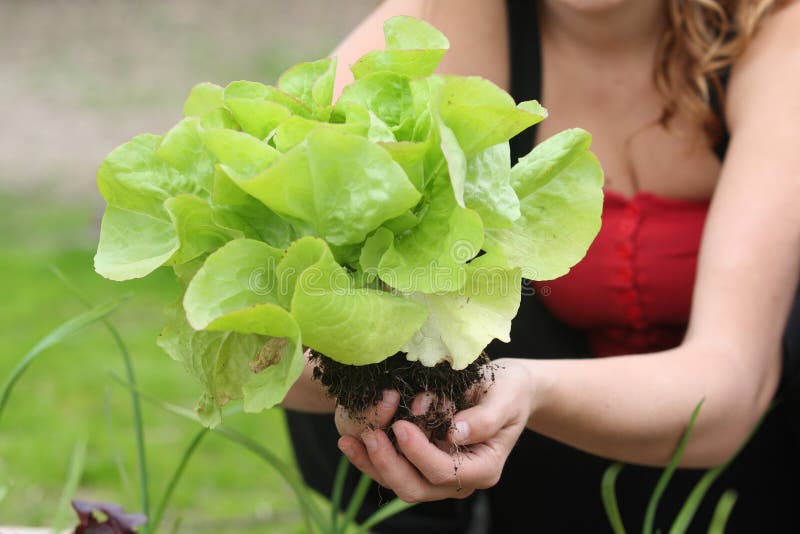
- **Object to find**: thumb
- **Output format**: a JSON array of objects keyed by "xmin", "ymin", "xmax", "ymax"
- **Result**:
[{"xmin": 449, "ymin": 400, "xmax": 506, "ymax": 446}]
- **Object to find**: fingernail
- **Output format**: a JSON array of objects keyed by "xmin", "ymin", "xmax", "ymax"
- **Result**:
[
  {"xmin": 362, "ymin": 431, "xmax": 378, "ymax": 452},
  {"xmin": 454, "ymin": 421, "xmax": 470, "ymax": 443},
  {"xmin": 393, "ymin": 423, "xmax": 407, "ymax": 443}
]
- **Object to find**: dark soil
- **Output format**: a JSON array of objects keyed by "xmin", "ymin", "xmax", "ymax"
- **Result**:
[{"xmin": 310, "ymin": 351, "xmax": 495, "ymax": 442}]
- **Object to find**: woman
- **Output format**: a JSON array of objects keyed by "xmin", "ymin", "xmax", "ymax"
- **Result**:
[{"xmin": 283, "ymin": 0, "xmax": 800, "ymax": 531}]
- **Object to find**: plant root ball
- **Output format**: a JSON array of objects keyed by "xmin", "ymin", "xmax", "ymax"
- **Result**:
[{"xmin": 310, "ymin": 351, "xmax": 495, "ymax": 442}]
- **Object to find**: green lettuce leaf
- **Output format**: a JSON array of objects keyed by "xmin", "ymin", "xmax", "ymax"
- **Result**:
[
  {"xmin": 158, "ymin": 300, "xmax": 304, "ymax": 426},
  {"xmin": 402, "ymin": 251, "xmax": 522, "ymax": 370},
  {"xmin": 408, "ymin": 76, "xmax": 447, "ymax": 142},
  {"xmin": 364, "ymin": 174, "xmax": 484, "ymax": 293},
  {"xmin": 95, "ymin": 125, "xmax": 263, "ymax": 280},
  {"xmin": 95, "ymin": 134, "xmax": 205, "ymax": 280},
  {"xmin": 272, "ymin": 115, "xmax": 369, "ymax": 152},
  {"xmin": 200, "ymin": 128, "xmax": 296, "ymax": 246},
  {"xmin": 351, "ymin": 15, "xmax": 449, "ymax": 97},
  {"xmin": 222, "ymin": 81, "xmax": 303, "ymax": 139},
  {"xmin": 277, "ymin": 57, "xmax": 337, "ymax": 117},
  {"xmin": 96, "ymin": 135, "xmax": 193, "ymax": 213},
  {"xmin": 183, "ymin": 82, "xmax": 225, "ymax": 118},
  {"xmin": 183, "ymin": 239, "xmax": 285, "ymax": 331},
  {"xmin": 201, "ymin": 127, "xmax": 280, "ymax": 178},
  {"xmin": 224, "ymin": 80, "xmax": 310, "ymax": 116},
  {"xmin": 352, "ymin": 49, "xmax": 446, "ymax": 81},
  {"xmin": 163, "ymin": 194, "xmax": 243, "ymax": 265},
  {"xmin": 212, "ymin": 168, "xmax": 295, "ymax": 248},
  {"xmin": 95, "ymin": 206, "xmax": 179, "ymax": 281},
  {"xmin": 334, "ymin": 72, "xmax": 414, "ymax": 139},
  {"xmin": 200, "ymin": 107, "xmax": 239, "ymax": 130},
  {"xmin": 285, "ymin": 237, "xmax": 428, "ymax": 365},
  {"xmin": 463, "ymin": 142, "xmax": 520, "ymax": 228},
  {"xmin": 485, "ymin": 128, "xmax": 604, "ymax": 280},
  {"xmin": 434, "ymin": 77, "xmax": 547, "ymax": 205},
  {"xmin": 157, "ymin": 301, "xmax": 266, "ymax": 427},
  {"xmin": 180, "ymin": 239, "xmax": 307, "ymax": 414},
  {"xmin": 337, "ymin": 104, "xmax": 397, "ymax": 142},
  {"xmin": 379, "ymin": 139, "xmax": 431, "ymax": 192},
  {"xmin": 241, "ymin": 328, "xmax": 305, "ymax": 415},
  {"xmin": 436, "ymin": 78, "xmax": 547, "ymax": 155},
  {"xmin": 156, "ymin": 118, "xmax": 215, "ymax": 195},
  {"xmin": 232, "ymin": 128, "xmax": 421, "ymax": 245},
  {"xmin": 384, "ymin": 15, "xmax": 450, "ymax": 49}
]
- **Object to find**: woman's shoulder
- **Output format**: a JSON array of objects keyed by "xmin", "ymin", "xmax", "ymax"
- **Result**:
[{"xmin": 726, "ymin": 1, "xmax": 800, "ymax": 128}]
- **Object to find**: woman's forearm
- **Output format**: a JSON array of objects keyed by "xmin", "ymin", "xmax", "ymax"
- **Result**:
[
  {"xmin": 520, "ymin": 341, "xmax": 775, "ymax": 468},
  {"xmin": 281, "ymin": 354, "xmax": 336, "ymax": 413}
]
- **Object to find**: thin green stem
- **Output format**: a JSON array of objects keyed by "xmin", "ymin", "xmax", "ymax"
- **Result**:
[
  {"xmin": 643, "ymin": 399, "xmax": 705, "ymax": 534},
  {"xmin": 0, "ymin": 296, "xmax": 125, "ymax": 421},
  {"xmin": 150, "ymin": 428, "xmax": 209, "ymax": 533},
  {"xmin": 330, "ymin": 455, "xmax": 350, "ymax": 533},
  {"xmin": 708, "ymin": 490, "xmax": 737, "ymax": 534},
  {"xmin": 51, "ymin": 436, "xmax": 89, "ymax": 531},
  {"xmin": 356, "ymin": 498, "xmax": 416, "ymax": 533},
  {"xmin": 601, "ymin": 463, "xmax": 626, "ymax": 534},
  {"xmin": 113, "ymin": 325, "xmax": 151, "ymax": 529},
  {"xmin": 104, "ymin": 388, "xmax": 135, "ymax": 506},
  {"xmin": 341, "ymin": 472, "xmax": 372, "ymax": 532},
  {"xmin": 214, "ymin": 426, "xmax": 325, "ymax": 533}
]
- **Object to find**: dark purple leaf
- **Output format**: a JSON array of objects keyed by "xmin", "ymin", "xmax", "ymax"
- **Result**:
[{"xmin": 72, "ymin": 499, "xmax": 147, "ymax": 534}]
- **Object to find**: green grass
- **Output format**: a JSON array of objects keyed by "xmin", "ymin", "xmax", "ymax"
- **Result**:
[{"xmin": 0, "ymin": 191, "xmax": 306, "ymax": 533}]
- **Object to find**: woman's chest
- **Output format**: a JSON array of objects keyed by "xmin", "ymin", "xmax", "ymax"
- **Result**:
[{"xmin": 535, "ymin": 44, "xmax": 723, "ymax": 200}]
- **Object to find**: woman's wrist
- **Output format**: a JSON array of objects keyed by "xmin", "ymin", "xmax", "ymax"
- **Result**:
[
  {"xmin": 489, "ymin": 357, "xmax": 547, "ymax": 429},
  {"xmin": 509, "ymin": 357, "xmax": 554, "ymax": 430}
]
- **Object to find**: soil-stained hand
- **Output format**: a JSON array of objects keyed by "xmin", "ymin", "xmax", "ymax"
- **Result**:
[
  {"xmin": 336, "ymin": 358, "xmax": 535, "ymax": 501},
  {"xmin": 334, "ymin": 389, "xmax": 400, "ymax": 438}
]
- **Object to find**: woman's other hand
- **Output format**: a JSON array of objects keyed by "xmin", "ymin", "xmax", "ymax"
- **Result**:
[{"xmin": 336, "ymin": 358, "xmax": 536, "ymax": 503}]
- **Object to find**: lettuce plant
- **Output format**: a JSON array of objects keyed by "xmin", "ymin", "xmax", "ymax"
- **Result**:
[{"xmin": 94, "ymin": 16, "xmax": 604, "ymax": 426}]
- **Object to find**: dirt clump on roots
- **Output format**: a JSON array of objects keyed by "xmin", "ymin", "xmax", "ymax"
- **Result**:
[{"xmin": 310, "ymin": 351, "xmax": 495, "ymax": 442}]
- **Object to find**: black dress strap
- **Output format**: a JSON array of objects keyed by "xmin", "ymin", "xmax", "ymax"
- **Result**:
[
  {"xmin": 491, "ymin": 0, "xmax": 589, "ymax": 361},
  {"xmin": 709, "ymin": 68, "xmax": 731, "ymax": 161},
  {"xmin": 505, "ymin": 0, "xmax": 542, "ymax": 162}
]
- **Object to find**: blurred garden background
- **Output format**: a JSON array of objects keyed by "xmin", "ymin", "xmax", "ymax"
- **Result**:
[{"xmin": 0, "ymin": 1, "xmax": 377, "ymax": 531}]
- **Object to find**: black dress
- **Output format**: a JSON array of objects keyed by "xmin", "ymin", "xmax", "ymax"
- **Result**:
[{"xmin": 283, "ymin": 3, "xmax": 800, "ymax": 532}]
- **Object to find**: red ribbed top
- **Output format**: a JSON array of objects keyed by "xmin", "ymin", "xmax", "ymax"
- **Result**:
[{"xmin": 534, "ymin": 190, "xmax": 710, "ymax": 356}]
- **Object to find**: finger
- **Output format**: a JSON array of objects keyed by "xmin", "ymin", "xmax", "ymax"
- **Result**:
[
  {"xmin": 366, "ymin": 389, "xmax": 400, "ymax": 428},
  {"xmin": 337, "ymin": 435, "xmax": 387, "ymax": 487},
  {"xmin": 361, "ymin": 428, "xmax": 458, "ymax": 503},
  {"xmin": 410, "ymin": 392, "xmax": 435, "ymax": 416},
  {"xmin": 392, "ymin": 420, "xmax": 459, "ymax": 485},
  {"xmin": 448, "ymin": 394, "xmax": 507, "ymax": 446},
  {"xmin": 394, "ymin": 420, "xmax": 504, "ymax": 490}
]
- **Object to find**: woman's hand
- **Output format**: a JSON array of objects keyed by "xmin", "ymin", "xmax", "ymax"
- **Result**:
[{"xmin": 336, "ymin": 358, "xmax": 536, "ymax": 503}]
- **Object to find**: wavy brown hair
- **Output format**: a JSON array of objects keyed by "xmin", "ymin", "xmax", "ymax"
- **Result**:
[{"xmin": 656, "ymin": 0, "xmax": 790, "ymax": 143}]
